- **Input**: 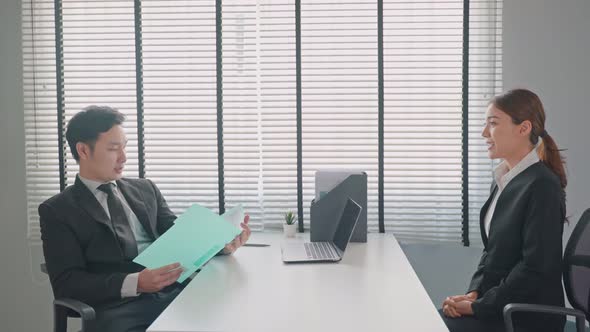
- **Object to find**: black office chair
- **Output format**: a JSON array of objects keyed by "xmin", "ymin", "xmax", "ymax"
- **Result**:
[
  {"xmin": 503, "ymin": 208, "xmax": 590, "ymax": 332},
  {"xmin": 41, "ymin": 263, "xmax": 96, "ymax": 332}
]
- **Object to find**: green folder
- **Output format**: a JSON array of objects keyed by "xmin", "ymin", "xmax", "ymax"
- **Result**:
[{"xmin": 133, "ymin": 203, "xmax": 242, "ymax": 283}]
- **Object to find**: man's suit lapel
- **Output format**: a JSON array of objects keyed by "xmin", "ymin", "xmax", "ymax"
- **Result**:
[
  {"xmin": 479, "ymin": 182, "xmax": 498, "ymax": 248},
  {"xmin": 117, "ymin": 179, "xmax": 156, "ymax": 240},
  {"xmin": 73, "ymin": 176, "xmax": 116, "ymax": 234}
]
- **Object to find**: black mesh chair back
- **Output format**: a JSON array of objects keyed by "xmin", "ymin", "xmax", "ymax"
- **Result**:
[
  {"xmin": 564, "ymin": 208, "xmax": 590, "ymax": 322},
  {"xmin": 505, "ymin": 209, "xmax": 590, "ymax": 332}
]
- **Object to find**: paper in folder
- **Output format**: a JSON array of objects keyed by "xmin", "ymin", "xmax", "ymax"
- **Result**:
[{"xmin": 133, "ymin": 203, "xmax": 242, "ymax": 283}]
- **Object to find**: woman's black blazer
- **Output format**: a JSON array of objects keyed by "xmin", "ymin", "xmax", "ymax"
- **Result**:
[{"xmin": 468, "ymin": 161, "xmax": 566, "ymax": 331}]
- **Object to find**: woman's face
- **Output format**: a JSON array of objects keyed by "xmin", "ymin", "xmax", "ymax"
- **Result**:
[{"xmin": 481, "ymin": 104, "xmax": 531, "ymax": 162}]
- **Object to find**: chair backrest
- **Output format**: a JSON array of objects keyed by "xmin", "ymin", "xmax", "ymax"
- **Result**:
[{"xmin": 563, "ymin": 208, "xmax": 590, "ymax": 321}]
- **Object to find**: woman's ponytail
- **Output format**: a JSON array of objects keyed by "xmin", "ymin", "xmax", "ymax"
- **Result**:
[{"xmin": 537, "ymin": 133, "xmax": 567, "ymax": 189}]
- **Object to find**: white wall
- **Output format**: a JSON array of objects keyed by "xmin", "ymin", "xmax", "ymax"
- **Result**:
[
  {"xmin": 503, "ymin": 0, "xmax": 590, "ymax": 241},
  {"xmin": 0, "ymin": 0, "xmax": 54, "ymax": 331}
]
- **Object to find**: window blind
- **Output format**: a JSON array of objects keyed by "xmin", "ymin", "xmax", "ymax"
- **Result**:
[
  {"xmin": 383, "ymin": 0, "xmax": 465, "ymax": 242},
  {"xmin": 382, "ymin": 0, "xmax": 501, "ymax": 243},
  {"xmin": 23, "ymin": 0, "xmax": 502, "ymax": 245},
  {"xmin": 23, "ymin": 0, "xmax": 60, "ymax": 243},
  {"xmin": 141, "ymin": 0, "xmax": 220, "ymax": 216},
  {"xmin": 61, "ymin": 1, "xmax": 140, "ymax": 184},
  {"xmin": 222, "ymin": 0, "xmax": 298, "ymax": 231},
  {"xmin": 468, "ymin": 0, "xmax": 503, "ymax": 246},
  {"xmin": 301, "ymin": 0, "xmax": 380, "ymax": 230}
]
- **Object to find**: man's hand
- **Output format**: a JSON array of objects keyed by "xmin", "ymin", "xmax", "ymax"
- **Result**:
[
  {"xmin": 137, "ymin": 262, "xmax": 183, "ymax": 293},
  {"xmin": 222, "ymin": 215, "xmax": 251, "ymax": 255},
  {"xmin": 442, "ymin": 291, "xmax": 477, "ymax": 318}
]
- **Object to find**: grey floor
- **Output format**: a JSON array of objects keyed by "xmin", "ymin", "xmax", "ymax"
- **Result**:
[
  {"xmin": 400, "ymin": 242, "xmax": 482, "ymax": 308},
  {"xmin": 400, "ymin": 242, "xmax": 588, "ymax": 332}
]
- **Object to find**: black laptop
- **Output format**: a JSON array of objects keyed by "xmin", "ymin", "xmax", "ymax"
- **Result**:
[{"xmin": 281, "ymin": 198, "xmax": 362, "ymax": 263}]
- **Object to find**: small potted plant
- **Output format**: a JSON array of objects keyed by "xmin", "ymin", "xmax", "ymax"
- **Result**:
[{"xmin": 283, "ymin": 211, "xmax": 297, "ymax": 237}]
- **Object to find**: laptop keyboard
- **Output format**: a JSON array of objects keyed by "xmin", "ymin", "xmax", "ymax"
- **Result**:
[{"xmin": 304, "ymin": 242, "xmax": 338, "ymax": 260}]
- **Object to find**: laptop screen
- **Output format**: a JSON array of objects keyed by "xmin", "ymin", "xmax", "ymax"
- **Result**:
[{"xmin": 332, "ymin": 198, "xmax": 362, "ymax": 252}]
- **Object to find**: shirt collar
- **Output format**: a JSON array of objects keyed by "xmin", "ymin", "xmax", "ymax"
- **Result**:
[
  {"xmin": 78, "ymin": 174, "xmax": 117, "ymax": 195},
  {"xmin": 493, "ymin": 148, "xmax": 540, "ymax": 191}
]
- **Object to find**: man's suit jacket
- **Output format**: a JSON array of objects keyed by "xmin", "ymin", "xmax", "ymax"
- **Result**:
[
  {"xmin": 39, "ymin": 176, "xmax": 177, "ymax": 307},
  {"xmin": 468, "ymin": 162, "xmax": 566, "ymax": 331}
]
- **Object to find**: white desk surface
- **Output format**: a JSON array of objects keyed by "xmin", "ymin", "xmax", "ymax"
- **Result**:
[{"xmin": 148, "ymin": 232, "xmax": 449, "ymax": 332}]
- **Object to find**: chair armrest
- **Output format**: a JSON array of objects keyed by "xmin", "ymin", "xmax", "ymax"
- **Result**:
[
  {"xmin": 503, "ymin": 303, "xmax": 587, "ymax": 332},
  {"xmin": 54, "ymin": 298, "xmax": 96, "ymax": 321}
]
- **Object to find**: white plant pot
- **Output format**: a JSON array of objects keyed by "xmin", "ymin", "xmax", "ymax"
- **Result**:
[{"xmin": 283, "ymin": 223, "xmax": 297, "ymax": 238}]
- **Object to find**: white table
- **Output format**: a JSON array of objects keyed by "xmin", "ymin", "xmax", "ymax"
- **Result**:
[{"xmin": 148, "ymin": 232, "xmax": 449, "ymax": 332}]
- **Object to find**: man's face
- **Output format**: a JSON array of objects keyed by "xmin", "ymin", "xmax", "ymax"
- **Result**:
[{"xmin": 78, "ymin": 124, "xmax": 127, "ymax": 182}]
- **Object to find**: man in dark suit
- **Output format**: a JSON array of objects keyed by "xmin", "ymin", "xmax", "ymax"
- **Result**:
[{"xmin": 40, "ymin": 106, "xmax": 251, "ymax": 332}]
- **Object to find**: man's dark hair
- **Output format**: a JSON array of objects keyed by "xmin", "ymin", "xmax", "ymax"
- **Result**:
[{"xmin": 65, "ymin": 106, "xmax": 125, "ymax": 162}]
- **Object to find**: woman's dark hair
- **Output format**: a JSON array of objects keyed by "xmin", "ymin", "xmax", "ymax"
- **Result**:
[
  {"xmin": 490, "ymin": 89, "xmax": 567, "ymax": 189},
  {"xmin": 65, "ymin": 105, "xmax": 125, "ymax": 162}
]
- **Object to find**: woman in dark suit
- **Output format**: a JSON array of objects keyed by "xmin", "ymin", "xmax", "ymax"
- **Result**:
[{"xmin": 440, "ymin": 89, "xmax": 568, "ymax": 332}]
